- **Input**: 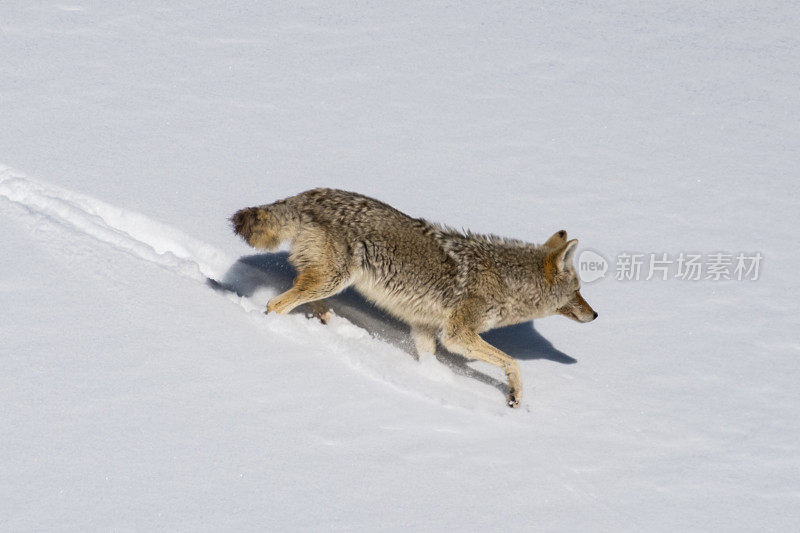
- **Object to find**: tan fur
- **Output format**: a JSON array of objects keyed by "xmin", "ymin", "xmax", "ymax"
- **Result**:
[
  {"xmin": 231, "ymin": 188, "xmax": 596, "ymax": 408},
  {"xmin": 544, "ymin": 229, "xmax": 567, "ymax": 248}
]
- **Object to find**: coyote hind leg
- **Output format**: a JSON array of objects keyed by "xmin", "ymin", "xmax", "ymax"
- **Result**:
[{"xmin": 267, "ymin": 267, "xmax": 349, "ymax": 316}]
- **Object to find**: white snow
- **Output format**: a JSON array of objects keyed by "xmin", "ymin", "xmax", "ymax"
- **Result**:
[{"xmin": 1, "ymin": 2, "xmax": 799, "ymax": 530}]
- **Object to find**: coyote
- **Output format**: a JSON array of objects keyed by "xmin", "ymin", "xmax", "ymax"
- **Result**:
[{"xmin": 232, "ymin": 188, "xmax": 596, "ymax": 407}]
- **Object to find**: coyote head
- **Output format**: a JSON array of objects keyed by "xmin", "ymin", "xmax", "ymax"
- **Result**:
[{"xmin": 543, "ymin": 230, "xmax": 598, "ymax": 323}]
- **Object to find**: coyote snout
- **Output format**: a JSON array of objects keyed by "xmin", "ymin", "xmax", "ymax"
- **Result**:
[
  {"xmin": 231, "ymin": 188, "xmax": 597, "ymax": 408},
  {"xmin": 557, "ymin": 291, "xmax": 598, "ymax": 323}
]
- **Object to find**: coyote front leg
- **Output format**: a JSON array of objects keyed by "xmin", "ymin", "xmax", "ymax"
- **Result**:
[
  {"xmin": 441, "ymin": 329, "xmax": 523, "ymax": 407},
  {"xmin": 410, "ymin": 324, "xmax": 438, "ymax": 359},
  {"xmin": 440, "ymin": 305, "xmax": 523, "ymax": 407}
]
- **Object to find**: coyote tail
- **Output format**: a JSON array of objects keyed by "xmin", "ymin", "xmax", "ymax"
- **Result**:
[{"xmin": 231, "ymin": 200, "xmax": 298, "ymax": 250}]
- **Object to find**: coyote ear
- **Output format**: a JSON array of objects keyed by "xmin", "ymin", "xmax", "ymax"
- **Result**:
[
  {"xmin": 554, "ymin": 239, "xmax": 579, "ymax": 271},
  {"xmin": 544, "ymin": 230, "xmax": 567, "ymax": 248}
]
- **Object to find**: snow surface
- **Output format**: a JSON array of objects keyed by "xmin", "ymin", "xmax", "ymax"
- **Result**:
[{"xmin": 1, "ymin": 2, "xmax": 799, "ymax": 530}]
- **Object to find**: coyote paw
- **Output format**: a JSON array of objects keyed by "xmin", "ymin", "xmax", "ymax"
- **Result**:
[
  {"xmin": 266, "ymin": 297, "xmax": 287, "ymax": 315},
  {"xmin": 305, "ymin": 301, "xmax": 332, "ymax": 325},
  {"xmin": 305, "ymin": 309, "xmax": 333, "ymax": 325},
  {"xmin": 506, "ymin": 390, "xmax": 521, "ymax": 408}
]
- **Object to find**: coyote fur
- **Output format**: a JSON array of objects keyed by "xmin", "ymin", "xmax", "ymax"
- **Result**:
[{"xmin": 231, "ymin": 188, "xmax": 597, "ymax": 407}]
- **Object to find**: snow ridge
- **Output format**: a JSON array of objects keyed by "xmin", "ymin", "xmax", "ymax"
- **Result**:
[{"xmin": 0, "ymin": 166, "xmax": 230, "ymax": 283}]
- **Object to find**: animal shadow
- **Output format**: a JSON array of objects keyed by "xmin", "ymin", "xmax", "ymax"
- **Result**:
[{"xmin": 208, "ymin": 252, "xmax": 576, "ymax": 394}]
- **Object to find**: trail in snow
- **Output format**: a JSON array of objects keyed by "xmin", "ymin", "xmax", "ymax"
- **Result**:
[
  {"xmin": 0, "ymin": 168, "xmax": 229, "ymax": 284},
  {"xmin": 0, "ymin": 166, "xmax": 515, "ymax": 414}
]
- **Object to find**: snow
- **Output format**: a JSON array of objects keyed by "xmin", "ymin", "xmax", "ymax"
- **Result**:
[{"xmin": 1, "ymin": 1, "xmax": 799, "ymax": 530}]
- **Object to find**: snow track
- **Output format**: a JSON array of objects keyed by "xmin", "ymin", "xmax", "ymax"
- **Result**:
[
  {"xmin": 0, "ymin": 166, "xmax": 512, "ymax": 414},
  {"xmin": 0, "ymin": 166, "xmax": 230, "ymax": 284}
]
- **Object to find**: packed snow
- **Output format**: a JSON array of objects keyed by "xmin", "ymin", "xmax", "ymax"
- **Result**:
[{"xmin": 1, "ymin": 2, "xmax": 798, "ymax": 530}]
